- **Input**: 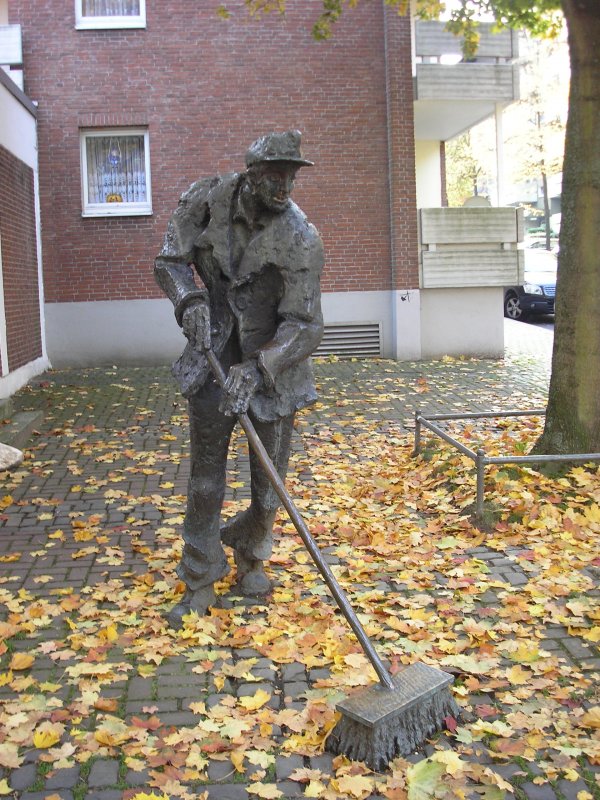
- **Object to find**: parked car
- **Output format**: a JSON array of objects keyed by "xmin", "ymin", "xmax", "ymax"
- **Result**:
[{"xmin": 504, "ymin": 249, "xmax": 557, "ymax": 320}]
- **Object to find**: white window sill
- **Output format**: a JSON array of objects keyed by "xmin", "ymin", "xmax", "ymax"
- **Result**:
[
  {"xmin": 82, "ymin": 206, "xmax": 152, "ymax": 218},
  {"xmin": 75, "ymin": 19, "xmax": 146, "ymax": 30}
]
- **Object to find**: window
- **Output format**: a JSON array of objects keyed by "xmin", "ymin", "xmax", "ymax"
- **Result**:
[
  {"xmin": 80, "ymin": 129, "xmax": 152, "ymax": 217},
  {"xmin": 75, "ymin": 0, "xmax": 146, "ymax": 29}
]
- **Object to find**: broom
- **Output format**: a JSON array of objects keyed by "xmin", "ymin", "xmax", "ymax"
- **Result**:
[{"xmin": 207, "ymin": 350, "xmax": 460, "ymax": 770}]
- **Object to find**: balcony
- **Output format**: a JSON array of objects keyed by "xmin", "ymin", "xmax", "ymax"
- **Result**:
[
  {"xmin": 0, "ymin": 25, "xmax": 23, "ymax": 90},
  {"xmin": 414, "ymin": 20, "xmax": 519, "ymax": 141},
  {"xmin": 419, "ymin": 207, "xmax": 524, "ymax": 289}
]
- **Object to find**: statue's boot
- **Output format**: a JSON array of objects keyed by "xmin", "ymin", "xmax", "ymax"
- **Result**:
[
  {"xmin": 165, "ymin": 558, "xmax": 230, "ymax": 629},
  {"xmin": 166, "ymin": 585, "xmax": 216, "ymax": 629},
  {"xmin": 221, "ymin": 508, "xmax": 274, "ymax": 597},
  {"xmin": 234, "ymin": 550, "xmax": 271, "ymax": 596}
]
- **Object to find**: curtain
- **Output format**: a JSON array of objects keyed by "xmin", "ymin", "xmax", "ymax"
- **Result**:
[
  {"xmin": 81, "ymin": 0, "xmax": 140, "ymax": 17},
  {"xmin": 86, "ymin": 135, "xmax": 147, "ymax": 204}
]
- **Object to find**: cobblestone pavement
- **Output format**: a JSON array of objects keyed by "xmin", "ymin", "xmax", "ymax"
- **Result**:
[{"xmin": 0, "ymin": 320, "xmax": 598, "ymax": 800}]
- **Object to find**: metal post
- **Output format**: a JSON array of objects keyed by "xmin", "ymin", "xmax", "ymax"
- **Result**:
[
  {"xmin": 413, "ymin": 410, "xmax": 421, "ymax": 456},
  {"xmin": 476, "ymin": 448, "xmax": 486, "ymax": 519}
]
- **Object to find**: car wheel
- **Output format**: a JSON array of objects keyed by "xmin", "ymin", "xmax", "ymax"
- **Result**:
[{"xmin": 504, "ymin": 292, "xmax": 524, "ymax": 320}]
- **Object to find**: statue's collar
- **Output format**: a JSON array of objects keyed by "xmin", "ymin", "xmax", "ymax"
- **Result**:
[{"xmin": 231, "ymin": 179, "xmax": 269, "ymax": 231}]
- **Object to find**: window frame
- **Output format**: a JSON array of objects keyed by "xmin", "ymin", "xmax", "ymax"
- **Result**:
[
  {"xmin": 80, "ymin": 127, "xmax": 152, "ymax": 218},
  {"xmin": 75, "ymin": 0, "xmax": 146, "ymax": 30}
]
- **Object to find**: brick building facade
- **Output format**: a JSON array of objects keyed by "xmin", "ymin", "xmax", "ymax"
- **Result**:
[
  {"xmin": 0, "ymin": 63, "xmax": 48, "ymax": 400},
  {"xmin": 8, "ymin": 0, "xmax": 421, "ymax": 365},
  {"xmin": 3, "ymin": 1, "xmax": 521, "ymax": 374}
]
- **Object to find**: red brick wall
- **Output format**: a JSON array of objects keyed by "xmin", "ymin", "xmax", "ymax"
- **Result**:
[
  {"xmin": 0, "ymin": 144, "xmax": 42, "ymax": 370},
  {"xmin": 12, "ymin": 0, "xmax": 419, "ymax": 303}
]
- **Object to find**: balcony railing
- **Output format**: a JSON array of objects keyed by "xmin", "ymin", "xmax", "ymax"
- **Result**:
[
  {"xmin": 413, "ymin": 20, "xmax": 519, "ymax": 139},
  {"xmin": 415, "ymin": 20, "xmax": 519, "ymax": 103},
  {"xmin": 419, "ymin": 207, "xmax": 524, "ymax": 289},
  {"xmin": 415, "ymin": 20, "xmax": 518, "ymax": 61}
]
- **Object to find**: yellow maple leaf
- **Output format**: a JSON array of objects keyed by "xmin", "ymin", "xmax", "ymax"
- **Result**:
[
  {"xmin": 0, "ymin": 552, "xmax": 21, "ymax": 563},
  {"xmin": 304, "ymin": 780, "xmax": 327, "ymax": 798},
  {"xmin": 129, "ymin": 793, "xmax": 170, "ymax": 800},
  {"xmin": 0, "ymin": 495, "xmax": 13, "ymax": 510},
  {"xmin": 582, "ymin": 626, "xmax": 600, "ymax": 643},
  {"xmin": 239, "ymin": 689, "xmax": 271, "ymax": 711},
  {"xmin": 580, "ymin": 707, "xmax": 600, "ymax": 729},
  {"xmin": 247, "ymin": 783, "xmax": 282, "ymax": 799},
  {"xmin": 332, "ymin": 774, "xmax": 375, "ymax": 798},
  {"xmin": 33, "ymin": 723, "xmax": 62, "ymax": 749},
  {"xmin": 584, "ymin": 504, "xmax": 600, "ymax": 524},
  {"xmin": 39, "ymin": 681, "xmax": 62, "ymax": 693},
  {"xmin": 430, "ymin": 751, "xmax": 465, "ymax": 776},
  {"xmin": 506, "ymin": 664, "xmax": 530, "ymax": 685},
  {"xmin": 231, "ymin": 749, "xmax": 246, "ymax": 773},
  {"xmin": 98, "ymin": 624, "xmax": 119, "ymax": 642},
  {"xmin": 508, "ymin": 643, "xmax": 541, "ymax": 663},
  {"xmin": 0, "ymin": 779, "xmax": 12, "ymax": 795},
  {"xmin": 9, "ymin": 653, "xmax": 34, "ymax": 671}
]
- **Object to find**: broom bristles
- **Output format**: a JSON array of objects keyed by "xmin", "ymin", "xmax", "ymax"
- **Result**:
[{"xmin": 326, "ymin": 664, "xmax": 460, "ymax": 771}]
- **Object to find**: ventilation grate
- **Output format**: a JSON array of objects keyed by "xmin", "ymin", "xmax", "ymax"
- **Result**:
[{"xmin": 314, "ymin": 323, "xmax": 382, "ymax": 358}]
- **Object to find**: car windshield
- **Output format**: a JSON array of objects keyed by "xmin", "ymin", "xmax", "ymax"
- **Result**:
[{"xmin": 524, "ymin": 249, "xmax": 557, "ymax": 284}]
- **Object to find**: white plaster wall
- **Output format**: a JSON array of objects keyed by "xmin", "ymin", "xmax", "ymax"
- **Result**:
[
  {"xmin": 414, "ymin": 140, "xmax": 442, "ymax": 209},
  {"xmin": 46, "ymin": 290, "xmax": 504, "ymax": 367},
  {"xmin": 391, "ymin": 289, "xmax": 422, "ymax": 360},
  {"xmin": 321, "ymin": 290, "xmax": 394, "ymax": 357},
  {"xmin": 45, "ymin": 299, "xmax": 187, "ymax": 367},
  {"xmin": 47, "ymin": 291, "xmax": 426, "ymax": 366},
  {"xmin": 0, "ymin": 357, "xmax": 48, "ymax": 399},
  {"xmin": 0, "ymin": 83, "xmax": 36, "ymax": 168},
  {"xmin": 420, "ymin": 287, "xmax": 504, "ymax": 358}
]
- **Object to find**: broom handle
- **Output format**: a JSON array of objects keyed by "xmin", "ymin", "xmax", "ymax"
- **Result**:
[{"xmin": 207, "ymin": 349, "xmax": 395, "ymax": 691}]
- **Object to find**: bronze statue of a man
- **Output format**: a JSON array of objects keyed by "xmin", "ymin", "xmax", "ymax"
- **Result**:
[{"xmin": 155, "ymin": 131, "xmax": 324, "ymax": 627}]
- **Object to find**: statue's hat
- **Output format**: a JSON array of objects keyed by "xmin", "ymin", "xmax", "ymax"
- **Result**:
[{"xmin": 245, "ymin": 130, "xmax": 313, "ymax": 168}]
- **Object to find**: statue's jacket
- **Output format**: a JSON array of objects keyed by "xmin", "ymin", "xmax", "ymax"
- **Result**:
[{"xmin": 155, "ymin": 173, "xmax": 325, "ymax": 421}]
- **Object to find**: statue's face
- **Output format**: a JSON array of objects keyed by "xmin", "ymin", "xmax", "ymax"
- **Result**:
[{"xmin": 248, "ymin": 162, "xmax": 299, "ymax": 213}]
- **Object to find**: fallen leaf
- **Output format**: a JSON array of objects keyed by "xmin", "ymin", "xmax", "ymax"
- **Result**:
[
  {"xmin": 33, "ymin": 722, "xmax": 63, "ymax": 749},
  {"xmin": 239, "ymin": 689, "xmax": 271, "ymax": 711},
  {"xmin": 406, "ymin": 759, "xmax": 446, "ymax": 800},
  {"xmin": 579, "ymin": 707, "xmax": 600, "ymax": 729},
  {"xmin": 0, "ymin": 743, "xmax": 22, "ymax": 769},
  {"xmin": 9, "ymin": 653, "xmax": 34, "ymax": 671},
  {"xmin": 246, "ymin": 783, "xmax": 283, "ymax": 799}
]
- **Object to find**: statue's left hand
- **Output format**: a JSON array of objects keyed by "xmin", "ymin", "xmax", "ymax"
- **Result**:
[{"xmin": 219, "ymin": 360, "xmax": 263, "ymax": 417}]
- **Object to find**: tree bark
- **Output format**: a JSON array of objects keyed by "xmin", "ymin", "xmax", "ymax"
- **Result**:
[{"xmin": 533, "ymin": 0, "xmax": 600, "ymax": 454}]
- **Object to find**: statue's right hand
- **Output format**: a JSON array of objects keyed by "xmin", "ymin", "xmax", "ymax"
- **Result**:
[{"xmin": 181, "ymin": 303, "xmax": 211, "ymax": 351}]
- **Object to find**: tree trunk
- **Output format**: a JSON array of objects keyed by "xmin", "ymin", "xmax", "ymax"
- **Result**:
[{"xmin": 533, "ymin": 0, "xmax": 600, "ymax": 454}]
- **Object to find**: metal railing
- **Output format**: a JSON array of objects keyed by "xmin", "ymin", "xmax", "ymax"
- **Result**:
[{"xmin": 413, "ymin": 409, "xmax": 600, "ymax": 519}]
